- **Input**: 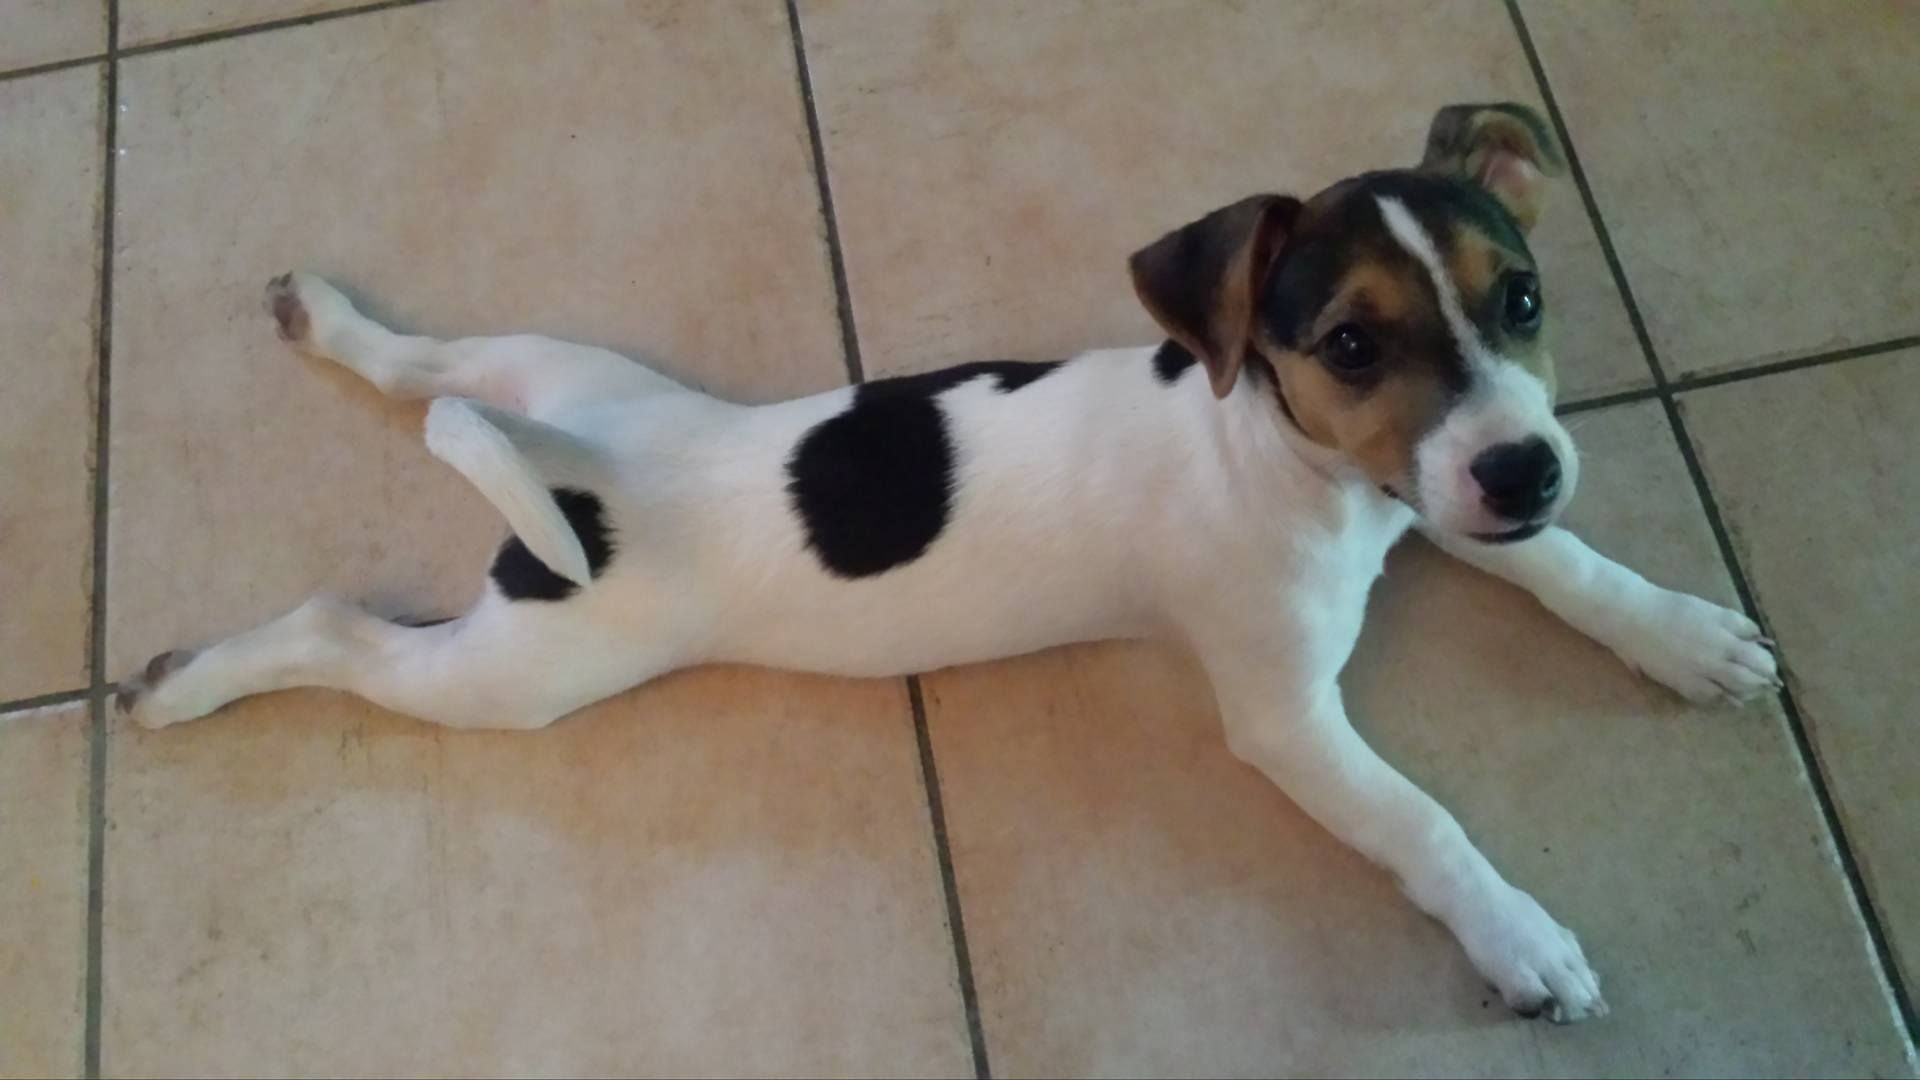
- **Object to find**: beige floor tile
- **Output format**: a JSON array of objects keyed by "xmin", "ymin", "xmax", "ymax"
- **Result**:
[
  {"xmin": 104, "ymin": 671, "xmax": 968, "ymax": 1077},
  {"xmin": 1683, "ymin": 351, "xmax": 1920, "ymax": 993},
  {"xmin": 924, "ymin": 403, "xmax": 1910, "ymax": 1076},
  {"xmin": 0, "ymin": 0, "xmax": 105, "ymax": 71},
  {"xmin": 104, "ymin": 3, "xmax": 965, "ymax": 1074},
  {"xmin": 798, "ymin": 0, "xmax": 1647, "ymax": 401},
  {"xmin": 108, "ymin": 0, "xmax": 844, "ymax": 676},
  {"xmin": 1526, "ymin": 1, "xmax": 1920, "ymax": 376},
  {"xmin": 0, "ymin": 67, "xmax": 99, "ymax": 701},
  {"xmin": 0, "ymin": 703, "xmax": 89, "ymax": 1080},
  {"xmin": 119, "ymin": 0, "xmax": 370, "ymax": 49}
]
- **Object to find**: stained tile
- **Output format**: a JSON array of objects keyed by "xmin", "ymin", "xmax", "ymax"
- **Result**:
[
  {"xmin": 0, "ymin": 0, "xmax": 105, "ymax": 71},
  {"xmin": 1526, "ymin": 1, "xmax": 1920, "ymax": 375},
  {"xmin": 103, "ymin": 3, "xmax": 965, "ymax": 1074},
  {"xmin": 0, "ymin": 703, "xmax": 89, "ymax": 1080},
  {"xmin": 0, "ymin": 66, "xmax": 98, "ymax": 701},
  {"xmin": 1683, "ymin": 350, "xmax": 1920, "ymax": 992},
  {"xmin": 924, "ymin": 404, "xmax": 1909, "ymax": 1075},
  {"xmin": 799, "ymin": 0, "xmax": 1648, "ymax": 401},
  {"xmin": 119, "ymin": 0, "xmax": 370, "ymax": 48}
]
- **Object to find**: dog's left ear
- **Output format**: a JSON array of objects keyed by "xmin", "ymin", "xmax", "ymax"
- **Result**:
[
  {"xmin": 1129, "ymin": 194, "xmax": 1301, "ymax": 398},
  {"xmin": 1419, "ymin": 103, "xmax": 1565, "ymax": 232}
]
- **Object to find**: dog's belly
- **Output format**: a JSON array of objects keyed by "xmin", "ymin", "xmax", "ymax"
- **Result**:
[
  {"xmin": 701, "ymin": 535, "xmax": 1157, "ymax": 678},
  {"xmin": 712, "ymin": 601, "xmax": 1150, "ymax": 679}
]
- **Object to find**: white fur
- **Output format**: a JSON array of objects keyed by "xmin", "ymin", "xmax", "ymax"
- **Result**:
[
  {"xmin": 121, "ymin": 271, "xmax": 1782, "ymax": 1023},
  {"xmin": 424, "ymin": 398, "xmax": 592, "ymax": 586}
]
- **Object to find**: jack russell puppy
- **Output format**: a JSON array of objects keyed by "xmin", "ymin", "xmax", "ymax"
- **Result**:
[{"xmin": 119, "ymin": 103, "xmax": 1780, "ymax": 1024}]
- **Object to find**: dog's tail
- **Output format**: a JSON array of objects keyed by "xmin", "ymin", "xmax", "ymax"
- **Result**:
[{"xmin": 424, "ymin": 397, "xmax": 598, "ymax": 586}]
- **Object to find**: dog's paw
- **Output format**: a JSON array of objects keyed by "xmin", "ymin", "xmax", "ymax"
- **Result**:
[
  {"xmin": 115, "ymin": 648, "xmax": 206, "ymax": 730},
  {"xmin": 1458, "ymin": 885, "xmax": 1608, "ymax": 1024},
  {"xmin": 1606, "ymin": 588, "xmax": 1779, "ymax": 705},
  {"xmin": 264, "ymin": 271, "xmax": 355, "ymax": 356}
]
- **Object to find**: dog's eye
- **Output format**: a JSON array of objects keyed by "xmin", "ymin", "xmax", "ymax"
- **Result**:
[
  {"xmin": 1322, "ymin": 324, "xmax": 1378, "ymax": 376},
  {"xmin": 1504, "ymin": 272, "xmax": 1542, "ymax": 332}
]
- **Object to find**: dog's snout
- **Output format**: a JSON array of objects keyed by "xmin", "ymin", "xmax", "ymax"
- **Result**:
[{"xmin": 1470, "ymin": 437, "xmax": 1561, "ymax": 521}]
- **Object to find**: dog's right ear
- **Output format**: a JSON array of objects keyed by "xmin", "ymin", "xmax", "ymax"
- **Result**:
[{"xmin": 1129, "ymin": 194, "xmax": 1301, "ymax": 398}]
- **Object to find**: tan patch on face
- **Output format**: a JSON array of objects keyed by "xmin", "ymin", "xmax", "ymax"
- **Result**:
[
  {"xmin": 1254, "ymin": 248, "xmax": 1466, "ymax": 490},
  {"xmin": 1446, "ymin": 228, "xmax": 1502, "ymax": 307},
  {"xmin": 1264, "ymin": 344, "xmax": 1453, "ymax": 491},
  {"xmin": 1447, "ymin": 223, "xmax": 1558, "ymax": 397},
  {"xmin": 1319, "ymin": 261, "xmax": 1416, "ymax": 332}
]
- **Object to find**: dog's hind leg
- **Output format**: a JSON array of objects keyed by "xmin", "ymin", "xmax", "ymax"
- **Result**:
[
  {"xmin": 265, "ymin": 272, "xmax": 684, "ymax": 420},
  {"xmin": 117, "ymin": 591, "xmax": 667, "ymax": 731}
]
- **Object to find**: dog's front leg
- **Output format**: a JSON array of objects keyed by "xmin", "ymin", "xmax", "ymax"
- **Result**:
[
  {"xmin": 1421, "ymin": 525, "xmax": 1779, "ymax": 704},
  {"xmin": 1207, "ymin": 658, "xmax": 1606, "ymax": 1022}
]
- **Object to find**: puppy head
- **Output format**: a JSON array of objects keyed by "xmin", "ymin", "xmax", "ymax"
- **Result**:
[{"xmin": 1131, "ymin": 103, "xmax": 1573, "ymax": 543}]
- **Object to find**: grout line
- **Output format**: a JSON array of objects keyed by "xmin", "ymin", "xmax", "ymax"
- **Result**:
[
  {"xmin": 1549, "ymin": 329, "xmax": 1920, "ymax": 418},
  {"xmin": 1508, "ymin": 0, "xmax": 1920, "ymax": 1045},
  {"xmin": 1555, "ymin": 384, "xmax": 1660, "ymax": 417},
  {"xmin": 83, "ymin": 4, "xmax": 120, "ymax": 1074},
  {"xmin": 784, "ymin": 0, "xmax": 865, "ymax": 385},
  {"xmin": 114, "ymin": 0, "xmax": 445, "ymax": 61},
  {"xmin": 0, "ymin": 52, "xmax": 108, "ymax": 85},
  {"xmin": 784, "ymin": 4, "xmax": 986, "ymax": 1070},
  {"xmin": 0, "ymin": 687, "xmax": 93, "ymax": 715},
  {"xmin": 1553, "ymin": 329, "xmax": 1920, "ymax": 418},
  {"xmin": 1506, "ymin": 0, "xmax": 1671, "ymax": 392},
  {"xmin": 1662, "ymin": 394, "xmax": 1920, "ymax": 1042},
  {"xmin": 907, "ymin": 677, "xmax": 992, "ymax": 1080},
  {"xmin": 1669, "ymin": 334, "xmax": 1920, "ymax": 396}
]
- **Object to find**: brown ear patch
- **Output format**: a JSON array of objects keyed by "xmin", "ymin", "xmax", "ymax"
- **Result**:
[{"xmin": 1129, "ymin": 195, "xmax": 1301, "ymax": 397}]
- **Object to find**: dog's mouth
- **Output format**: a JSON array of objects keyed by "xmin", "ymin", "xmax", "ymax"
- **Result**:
[{"xmin": 1469, "ymin": 520, "xmax": 1548, "ymax": 545}]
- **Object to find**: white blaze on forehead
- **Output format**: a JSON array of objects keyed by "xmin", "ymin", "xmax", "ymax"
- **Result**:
[
  {"xmin": 1374, "ymin": 195, "xmax": 1493, "ymax": 366},
  {"xmin": 1380, "ymin": 194, "xmax": 1578, "ymax": 534}
]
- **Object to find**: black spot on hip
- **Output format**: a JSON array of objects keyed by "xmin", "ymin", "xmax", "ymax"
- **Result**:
[
  {"xmin": 1152, "ymin": 340, "xmax": 1197, "ymax": 384},
  {"xmin": 490, "ymin": 487, "xmax": 616, "ymax": 602},
  {"xmin": 786, "ymin": 359, "xmax": 1062, "ymax": 578}
]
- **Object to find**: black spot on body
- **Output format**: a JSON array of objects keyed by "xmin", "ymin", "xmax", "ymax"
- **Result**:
[
  {"xmin": 1152, "ymin": 340, "xmax": 1197, "ymax": 384},
  {"xmin": 490, "ymin": 487, "xmax": 615, "ymax": 602},
  {"xmin": 870, "ymin": 359, "xmax": 1064, "ymax": 399},
  {"xmin": 787, "ymin": 359, "xmax": 1062, "ymax": 578}
]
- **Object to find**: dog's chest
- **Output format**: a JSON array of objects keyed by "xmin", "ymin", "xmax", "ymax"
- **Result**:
[{"xmin": 1256, "ymin": 489, "xmax": 1416, "ymax": 675}]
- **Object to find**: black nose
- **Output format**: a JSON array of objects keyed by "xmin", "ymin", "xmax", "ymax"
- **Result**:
[{"xmin": 1470, "ymin": 437, "xmax": 1562, "ymax": 521}]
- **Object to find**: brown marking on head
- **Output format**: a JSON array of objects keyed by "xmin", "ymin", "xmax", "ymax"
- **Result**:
[
  {"xmin": 1129, "ymin": 195, "xmax": 1301, "ymax": 398},
  {"xmin": 1127, "ymin": 103, "xmax": 1569, "ymax": 508},
  {"xmin": 1419, "ymin": 103, "xmax": 1566, "ymax": 232},
  {"xmin": 1446, "ymin": 220, "xmax": 1557, "ymax": 398}
]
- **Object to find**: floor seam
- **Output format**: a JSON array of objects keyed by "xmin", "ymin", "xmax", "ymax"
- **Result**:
[
  {"xmin": 0, "ymin": 688, "xmax": 94, "ymax": 715},
  {"xmin": 1555, "ymin": 330, "xmax": 1920, "ymax": 417},
  {"xmin": 1554, "ymin": 384, "xmax": 1660, "ymax": 417},
  {"xmin": 113, "ymin": 0, "xmax": 446, "ymax": 62},
  {"xmin": 1505, "ymin": 0, "xmax": 1671, "ymax": 391},
  {"xmin": 83, "ymin": 3, "xmax": 119, "ymax": 1073},
  {"xmin": 1668, "ymin": 335, "xmax": 1920, "ymax": 396},
  {"xmin": 785, "ymin": 0, "xmax": 865, "ymax": 386},
  {"xmin": 784, "ymin": 4, "xmax": 988, "ymax": 1073},
  {"xmin": 0, "ymin": 53, "xmax": 108, "ymax": 85},
  {"xmin": 907, "ymin": 677, "xmax": 993, "ymax": 1079},
  {"xmin": 1509, "ymin": 0, "xmax": 1920, "ymax": 1046}
]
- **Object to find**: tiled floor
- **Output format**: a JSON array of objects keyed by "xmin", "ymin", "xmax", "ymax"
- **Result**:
[{"xmin": 1, "ymin": 1, "xmax": 1915, "ymax": 1076}]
